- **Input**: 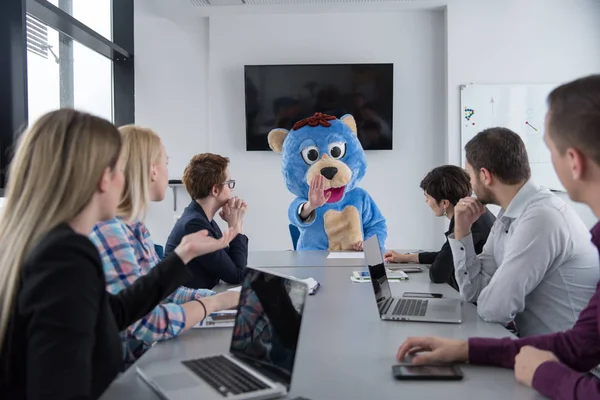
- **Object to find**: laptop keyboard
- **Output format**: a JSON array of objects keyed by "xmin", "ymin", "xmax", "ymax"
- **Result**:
[
  {"xmin": 380, "ymin": 297, "xmax": 394, "ymax": 315},
  {"xmin": 182, "ymin": 355, "xmax": 270, "ymax": 397},
  {"xmin": 392, "ymin": 299, "xmax": 428, "ymax": 317}
]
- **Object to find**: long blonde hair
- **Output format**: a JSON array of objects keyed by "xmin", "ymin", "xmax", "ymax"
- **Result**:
[
  {"xmin": 0, "ymin": 109, "xmax": 121, "ymax": 349},
  {"xmin": 117, "ymin": 125, "xmax": 162, "ymax": 221}
]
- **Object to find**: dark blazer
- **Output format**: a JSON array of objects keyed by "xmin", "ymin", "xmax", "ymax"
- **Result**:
[
  {"xmin": 165, "ymin": 200, "xmax": 249, "ymax": 289},
  {"xmin": 418, "ymin": 209, "xmax": 496, "ymax": 291},
  {"xmin": 0, "ymin": 223, "xmax": 191, "ymax": 400}
]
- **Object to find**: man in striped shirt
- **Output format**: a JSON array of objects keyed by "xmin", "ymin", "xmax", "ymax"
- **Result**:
[{"xmin": 449, "ymin": 127, "xmax": 599, "ymax": 336}]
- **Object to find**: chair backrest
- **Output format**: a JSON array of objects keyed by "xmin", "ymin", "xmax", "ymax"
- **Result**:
[
  {"xmin": 288, "ymin": 224, "xmax": 300, "ymax": 250},
  {"xmin": 154, "ymin": 244, "xmax": 164, "ymax": 259}
]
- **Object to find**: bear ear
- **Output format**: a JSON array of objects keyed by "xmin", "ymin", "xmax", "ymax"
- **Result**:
[
  {"xmin": 267, "ymin": 128, "xmax": 289, "ymax": 153},
  {"xmin": 340, "ymin": 114, "xmax": 357, "ymax": 135}
]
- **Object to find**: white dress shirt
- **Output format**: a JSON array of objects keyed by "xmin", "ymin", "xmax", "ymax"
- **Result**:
[{"xmin": 448, "ymin": 180, "xmax": 599, "ymax": 336}]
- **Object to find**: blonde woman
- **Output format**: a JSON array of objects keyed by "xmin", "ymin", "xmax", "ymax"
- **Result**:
[
  {"xmin": 0, "ymin": 109, "xmax": 237, "ymax": 399},
  {"xmin": 89, "ymin": 125, "xmax": 239, "ymax": 364}
]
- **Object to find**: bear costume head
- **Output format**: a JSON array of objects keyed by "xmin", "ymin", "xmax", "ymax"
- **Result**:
[{"xmin": 267, "ymin": 112, "xmax": 366, "ymax": 203}]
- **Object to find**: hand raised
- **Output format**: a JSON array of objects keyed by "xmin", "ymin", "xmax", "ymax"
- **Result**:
[
  {"xmin": 454, "ymin": 197, "xmax": 486, "ymax": 240},
  {"xmin": 308, "ymin": 174, "xmax": 331, "ymax": 209},
  {"xmin": 175, "ymin": 227, "xmax": 238, "ymax": 264}
]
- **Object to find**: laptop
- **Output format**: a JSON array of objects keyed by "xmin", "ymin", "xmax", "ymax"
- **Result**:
[
  {"xmin": 136, "ymin": 267, "xmax": 309, "ymax": 400},
  {"xmin": 363, "ymin": 235, "xmax": 462, "ymax": 324}
]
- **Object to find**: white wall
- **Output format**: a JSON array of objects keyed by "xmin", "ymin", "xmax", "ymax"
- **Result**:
[
  {"xmin": 207, "ymin": 12, "xmax": 445, "ymax": 251},
  {"xmin": 137, "ymin": 2, "xmax": 446, "ymax": 250},
  {"xmin": 446, "ymin": 0, "xmax": 600, "ymax": 227},
  {"xmin": 135, "ymin": 0, "xmax": 600, "ymax": 250},
  {"xmin": 134, "ymin": 2, "xmax": 211, "ymax": 245}
]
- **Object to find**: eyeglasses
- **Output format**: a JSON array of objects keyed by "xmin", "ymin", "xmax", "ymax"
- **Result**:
[{"xmin": 220, "ymin": 179, "xmax": 235, "ymax": 189}]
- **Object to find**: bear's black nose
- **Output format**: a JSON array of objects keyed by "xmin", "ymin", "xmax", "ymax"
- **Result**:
[{"xmin": 320, "ymin": 167, "xmax": 338, "ymax": 180}]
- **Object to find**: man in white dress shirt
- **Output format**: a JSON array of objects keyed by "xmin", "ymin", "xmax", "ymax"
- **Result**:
[{"xmin": 449, "ymin": 127, "xmax": 599, "ymax": 336}]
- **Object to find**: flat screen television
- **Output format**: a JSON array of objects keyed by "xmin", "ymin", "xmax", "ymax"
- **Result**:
[{"xmin": 244, "ymin": 63, "xmax": 394, "ymax": 151}]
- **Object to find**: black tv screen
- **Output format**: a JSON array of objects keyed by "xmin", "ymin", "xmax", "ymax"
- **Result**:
[{"xmin": 244, "ymin": 63, "xmax": 394, "ymax": 151}]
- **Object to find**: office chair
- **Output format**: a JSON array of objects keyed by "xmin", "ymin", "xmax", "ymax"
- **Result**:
[
  {"xmin": 288, "ymin": 224, "xmax": 300, "ymax": 251},
  {"xmin": 154, "ymin": 244, "xmax": 164, "ymax": 259}
]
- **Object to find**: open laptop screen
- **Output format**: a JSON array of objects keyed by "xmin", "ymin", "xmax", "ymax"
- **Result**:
[
  {"xmin": 363, "ymin": 235, "xmax": 392, "ymax": 306},
  {"xmin": 230, "ymin": 268, "xmax": 308, "ymax": 389}
]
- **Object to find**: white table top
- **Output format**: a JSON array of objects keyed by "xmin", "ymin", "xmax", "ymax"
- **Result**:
[
  {"xmin": 248, "ymin": 249, "xmax": 426, "ymax": 268},
  {"xmin": 100, "ymin": 251, "xmax": 542, "ymax": 400}
]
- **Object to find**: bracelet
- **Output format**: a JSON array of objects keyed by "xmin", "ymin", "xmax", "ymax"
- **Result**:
[{"xmin": 194, "ymin": 298, "xmax": 207, "ymax": 321}]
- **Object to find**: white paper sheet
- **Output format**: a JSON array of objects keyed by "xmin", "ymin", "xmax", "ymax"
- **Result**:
[
  {"xmin": 193, "ymin": 310, "xmax": 237, "ymax": 329},
  {"xmin": 227, "ymin": 286, "xmax": 242, "ymax": 292},
  {"xmin": 327, "ymin": 251, "xmax": 364, "ymax": 259}
]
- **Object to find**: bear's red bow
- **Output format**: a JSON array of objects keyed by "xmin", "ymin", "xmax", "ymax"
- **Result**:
[{"xmin": 292, "ymin": 112, "xmax": 336, "ymax": 131}]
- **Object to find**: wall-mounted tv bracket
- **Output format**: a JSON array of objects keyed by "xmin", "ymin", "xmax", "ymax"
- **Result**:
[{"xmin": 168, "ymin": 179, "xmax": 183, "ymax": 212}]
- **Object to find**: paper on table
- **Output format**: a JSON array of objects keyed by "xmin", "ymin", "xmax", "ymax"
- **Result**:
[
  {"xmin": 351, "ymin": 270, "xmax": 409, "ymax": 281},
  {"xmin": 293, "ymin": 277, "xmax": 320, "ymax": 295},
  {"xmin": 194, "ymin": 309, "xmax": 237, "ymax": 329},
  {"xmin": 327, "ymin": 251, "xmax": 364, "ymax": 259},
  {"xmin": 227, "ymin": 286, "xmax": 242, "ymax": 292}
]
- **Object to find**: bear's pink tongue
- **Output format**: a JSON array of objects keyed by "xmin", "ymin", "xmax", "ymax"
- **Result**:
[{"xmin": 324, "ymin": 186, "xmax": 345, "ymax": 203}]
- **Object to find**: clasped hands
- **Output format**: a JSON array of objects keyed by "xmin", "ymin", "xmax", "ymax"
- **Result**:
[{"xmin": 219, "ymin": 196, "xmax": 247, "ymax": 233}]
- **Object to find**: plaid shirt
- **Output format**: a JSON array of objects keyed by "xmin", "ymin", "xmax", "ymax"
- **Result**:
[
  {"xmin": 231, "ymin": 279, "xmax": 272, "ymax": 360},
  {"xmin": 90, "ymin": 217, "xmax": 214, "ymax": 363}
]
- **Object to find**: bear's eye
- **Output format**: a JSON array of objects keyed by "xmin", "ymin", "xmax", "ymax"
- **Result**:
[
  {"xmin": 301, "ymin": 146, "xmax": 319, "ymax": 165},
  {"xmin": 328, "ymin": 142, "xmax": 346, "ymax": 159}
]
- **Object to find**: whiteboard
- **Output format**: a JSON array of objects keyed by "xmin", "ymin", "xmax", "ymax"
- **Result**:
[{"xmin": 460, "ymin": 84, "xmax": 564, "ymax": 191}]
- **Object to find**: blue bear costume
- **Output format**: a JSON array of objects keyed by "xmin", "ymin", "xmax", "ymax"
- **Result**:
[{"xmin": 268, "ymin": 112, "xmax": 387, "ymax": 252}]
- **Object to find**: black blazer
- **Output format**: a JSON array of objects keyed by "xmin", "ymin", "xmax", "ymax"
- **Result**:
[
  {"xmin": 418, "ymin": 209, "xmax": 495, "ymax": 291},
  {"xmin": 0, "ymin": 223, "xmax": 191, "ymax": 400},
  {"xmin": 165, "ymin": 201, "xmax": 249, "ymax": 289}
]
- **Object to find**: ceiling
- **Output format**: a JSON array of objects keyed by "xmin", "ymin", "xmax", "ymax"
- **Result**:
[{"xmin": 190, "ymin": 0, "xmax": 418, "ymax": 6}]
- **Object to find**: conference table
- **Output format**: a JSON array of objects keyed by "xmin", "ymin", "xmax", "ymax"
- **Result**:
[{"xmin": 100, "ymin": 251, "xmax": 542, "ymax": 400}]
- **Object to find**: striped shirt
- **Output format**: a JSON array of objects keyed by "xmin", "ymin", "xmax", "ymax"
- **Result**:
[
  {"xmin": 448, "ymin": 180, "xmax": 600, "ymax": 336},
  {"xmin": 90, "ymin": 217, "xmax": 214, "ymax": 363}
]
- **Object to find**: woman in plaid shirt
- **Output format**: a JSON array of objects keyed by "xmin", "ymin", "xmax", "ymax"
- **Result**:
[{"xmin": 90, "ymin": 125, "xmax": 239, "ymax": 364}]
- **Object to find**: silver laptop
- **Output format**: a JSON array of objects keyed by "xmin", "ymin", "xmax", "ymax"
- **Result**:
[
  {"xmin": 136, "ymin": 267, "xmax": 309, "ymax": 400},
  {"xmin": 363, "ymin": 235, "xmax": 462, "ymax": 324}
]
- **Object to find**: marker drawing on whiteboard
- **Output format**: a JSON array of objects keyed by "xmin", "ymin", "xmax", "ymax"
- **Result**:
[
  {"xmin": 464, "ymin": 108, "xmax": 474, "ymax": 121},
  {"xmin": 464, "ymin": 107, "xmax": 475, "ymax": 125},
  {"xmin": 490, "ymin": 97, "xmax": 495, "ymax": 117},
  {"xmin": 525, "ymin": 121, "xmax": 538, "ymax": 132}
]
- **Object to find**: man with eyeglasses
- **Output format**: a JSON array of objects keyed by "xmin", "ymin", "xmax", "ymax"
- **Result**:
[{"xmin": 165, "ymin": 153, "xmax": 249, "ymax": 289}]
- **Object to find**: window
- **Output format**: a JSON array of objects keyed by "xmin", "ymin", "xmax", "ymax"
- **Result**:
[
  {"xmin": 26, "ymin": 17, "xmax": 113, "ymax": 123},
  {"xmin": 26, "ymin": 15, "xmax": 61, "ymax": 124},
  {"xmin": 0, "ymin": 0, "xmax": 133, "ymax": 188},
  {"xmin": 48, "ymin": 0, "xmax": 112, "ymax": 40},
  {"xmin": 72, "ymin": 40, "xmax": 113, "ymax": 121}
]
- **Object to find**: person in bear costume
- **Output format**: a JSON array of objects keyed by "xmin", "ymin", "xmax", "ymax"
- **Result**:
[{"xmin": 268, "ymin": 112, "xmax": 387, "ymax": 252}]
